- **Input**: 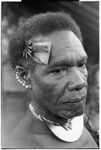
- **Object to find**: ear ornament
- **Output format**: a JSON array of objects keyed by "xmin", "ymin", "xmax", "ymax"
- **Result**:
[{"xmin": 15, "ymin": 65, "xmax": 31, "ymax": 89}]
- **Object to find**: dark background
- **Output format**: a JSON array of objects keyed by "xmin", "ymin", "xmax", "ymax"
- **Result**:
[{"xmin": 1, "ymin": 1, "xmax": 99, "ymax": 144}]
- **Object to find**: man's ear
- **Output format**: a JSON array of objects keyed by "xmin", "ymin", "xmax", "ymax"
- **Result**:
[{"xmin": 15, "ymin": 66, "xmax": 31, "ymax": 88}]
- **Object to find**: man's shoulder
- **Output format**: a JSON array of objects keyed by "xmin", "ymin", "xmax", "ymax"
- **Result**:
[
  {"xmin": 3, "ymin": 110, "xmax": 41, "ymax": 148},
  {"xmin": 79, "ymin": 126, "xmax": 98, "ymax": 148},
  {"xmin": 3, "ymin": 112, "xmax": 98, "ymax": 149}
]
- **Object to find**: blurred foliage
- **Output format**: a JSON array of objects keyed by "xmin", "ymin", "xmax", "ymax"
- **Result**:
[
  {"xmin": 2, "ymin": 3, "xmax": 30, "ymax": 65},
  {"xmin": 2, "ymin": 17, "xmax": 17, "ymax": 64}
]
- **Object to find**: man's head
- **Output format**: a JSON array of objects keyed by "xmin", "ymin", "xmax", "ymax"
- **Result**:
[
  {"xmin": 9, "ymin": 12, "xmax": 88, "ymax": 122},
  {"xmin": 9, "ymin": 12, "xmax": 82, "ymax": 69}
]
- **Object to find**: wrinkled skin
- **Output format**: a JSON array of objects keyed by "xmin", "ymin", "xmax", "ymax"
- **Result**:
[{"xmin": 30, "ymin": 30, "xmax": 88, "ymax": 122}]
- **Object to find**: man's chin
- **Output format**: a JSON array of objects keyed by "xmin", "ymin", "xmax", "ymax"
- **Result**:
[
  {"xmin": 44, "ymin": 100, "xmax": 85, "ymax": 123},
  {"xmin": 58, "ymin": 106, "xmax": 84, "ymax": 119},
  {"xmin": 57, "ymin": 99, "xmax": 85, "ymax": 119}
]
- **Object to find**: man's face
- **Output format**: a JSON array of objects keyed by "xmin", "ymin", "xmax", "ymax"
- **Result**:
[{"xmin": 30, "ymin": 30, "xmax": 88, "ymax": 120}]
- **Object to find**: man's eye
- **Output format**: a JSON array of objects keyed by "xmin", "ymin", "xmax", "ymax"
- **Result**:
[
  {"xmin": 51, "ymin": 68, "xmax": 64, "ymax": 75},
  {"xmin": 78, "ymin": 63, "xmax": 86, "ymax": 69}
]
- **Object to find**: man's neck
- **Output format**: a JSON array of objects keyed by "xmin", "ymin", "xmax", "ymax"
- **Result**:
[
  {"xmin": 29, "ymin": 103, "xmax": 84, "ymax": 142},
  {"xmin": 30, "ymin": 101, "xmax": 69, "ymax": 125}
]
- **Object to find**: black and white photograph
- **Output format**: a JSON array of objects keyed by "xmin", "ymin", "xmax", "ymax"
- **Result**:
[{"xmin": 1, "ymin": 1, "xmax": 99, "ymax": 149}]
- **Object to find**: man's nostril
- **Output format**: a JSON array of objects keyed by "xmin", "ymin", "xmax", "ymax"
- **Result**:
[
  {"xmin": 68, "ymin": 81, "xmax": 84, "ymax": 91},
  {"xmin": 75, "ymin": 84, "xmax": 84, "ymax": 91}
]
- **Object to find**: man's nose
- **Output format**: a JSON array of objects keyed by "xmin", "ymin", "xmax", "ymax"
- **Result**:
[{"xmin": 67, "ymin": 68, "xmax": 86, "ymax": 91}]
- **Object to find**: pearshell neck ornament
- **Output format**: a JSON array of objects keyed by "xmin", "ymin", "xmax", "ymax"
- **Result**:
[{"xmin": 29, "ymin": 103, "xmax": 84, "ymax": 142}]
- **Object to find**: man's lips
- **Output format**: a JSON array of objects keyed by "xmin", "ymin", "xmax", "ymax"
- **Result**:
[
  {"xmin": 67, "ymin": 96, "xmax": 86, "ymax": 103},
  {"xmin": 60, "ymin": 96, "xmax": 86, "ymax": 105}
]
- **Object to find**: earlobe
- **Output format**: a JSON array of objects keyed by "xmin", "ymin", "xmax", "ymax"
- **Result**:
[{"xmin": 15, "ymin": 66, "xmax": 31, "ymax": 89}]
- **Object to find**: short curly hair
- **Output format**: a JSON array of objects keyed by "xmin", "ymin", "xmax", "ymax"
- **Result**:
[{"xmin": 8, "ymin": 11, "xmax": 82, "ymax": 70}]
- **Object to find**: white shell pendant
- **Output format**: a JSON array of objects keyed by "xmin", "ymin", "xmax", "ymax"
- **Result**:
[{"xmin": 43, "ymin": 115, "xmax": 84, "ymax": 142}]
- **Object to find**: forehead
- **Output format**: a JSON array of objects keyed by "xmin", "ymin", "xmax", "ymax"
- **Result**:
[{"xmin": 45, "ymin": 30, "xmax": 87, "ymax": 64}]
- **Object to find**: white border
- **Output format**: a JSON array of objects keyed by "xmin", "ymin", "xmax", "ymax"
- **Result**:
[{"xmin": 0, "ymin": 1, "xmax": 100, "ymax": 150}]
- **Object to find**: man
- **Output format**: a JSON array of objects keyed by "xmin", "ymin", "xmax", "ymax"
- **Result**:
[{"xmin": 4, "ymin": 12, "xmax": 98, "ymax": 148}]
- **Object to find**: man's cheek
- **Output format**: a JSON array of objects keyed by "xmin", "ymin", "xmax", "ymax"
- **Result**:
[
  {"xmin": 46, "ymin": 99, "xmax": 85, "ymax": 119},
  {"xmin": 34, "ymin": 75, "xmax": 58, "ymax": 104},
  {"xmin": 39, "ymin": 79, "xmax": 66, "ymax": 105}
]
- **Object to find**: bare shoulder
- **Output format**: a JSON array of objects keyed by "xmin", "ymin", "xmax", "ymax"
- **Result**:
[
  {"xmin": 3, "ymin": 111, "xmax": 98, "ymax": 149},
  {"xmin": 2, "ymin": 111, "xmax": 41, "ymax": 149},
  {"xmin": 80, "ymin": 126, "xmax": 98, "ymax": 148}
]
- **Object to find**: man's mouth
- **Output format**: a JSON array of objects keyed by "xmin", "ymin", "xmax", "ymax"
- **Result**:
[
  {"xmin": 61, "ymin": 96, "xmax": 86, "ymax": 105},
  {"xmin": 67, "ymin": 96, "xmax": 86, "ymax": 103}
]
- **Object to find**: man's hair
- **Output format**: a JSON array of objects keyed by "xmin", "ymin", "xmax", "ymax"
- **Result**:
[{"xmin": 8, "ymin": 12, "xmax": 82, "ymax": 69}]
